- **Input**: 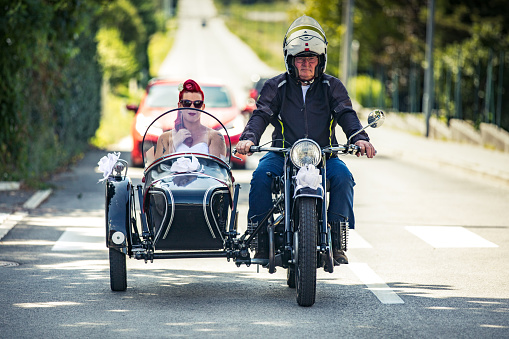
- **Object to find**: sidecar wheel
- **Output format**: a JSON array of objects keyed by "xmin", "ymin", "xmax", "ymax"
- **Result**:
[
  {"xmin": 109, "ymin": 248, "xmax": 127, "ymax": 291},
  {"xmin": 295, "ymin": 198, "xmax": 317, "ymax": 307},
  {"xmin": 287, "ymin": 265, "xmax": 296, "ymax": 288}
]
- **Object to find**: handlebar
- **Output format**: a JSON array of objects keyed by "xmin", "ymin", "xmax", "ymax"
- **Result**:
[{"xmin": 233, "ymin": 144, "xmax": 360, "ymax": 155}]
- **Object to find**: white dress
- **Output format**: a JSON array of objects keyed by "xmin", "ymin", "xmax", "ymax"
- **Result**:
[{"xmin": 174, "ymin": 142, "xmax": 209, "ymax": 154}]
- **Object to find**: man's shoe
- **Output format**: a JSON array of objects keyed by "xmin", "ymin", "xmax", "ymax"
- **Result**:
[{"xmin": 333, "ymin": 249, "xmax": 348, "ymax": 265}]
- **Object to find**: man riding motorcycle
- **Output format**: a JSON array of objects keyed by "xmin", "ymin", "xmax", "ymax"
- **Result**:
[{"xmin": 236, "ymin": 15, "xmax": 376, "ymax": 265}]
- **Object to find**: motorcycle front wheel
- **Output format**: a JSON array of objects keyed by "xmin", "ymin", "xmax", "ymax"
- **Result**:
[{"xmin": 295, "ymin": 197, "xmax": 317, "ymax": 306}]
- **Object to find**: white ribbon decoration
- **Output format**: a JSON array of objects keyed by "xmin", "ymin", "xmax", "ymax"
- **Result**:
[
  {"xmin": 295, "ymin": 164, "xmax": 322, "ymax": 190},
  {"xmin": 170, "ymin": 156, "xmax": 200, "ymax": 173},
  {"xmin": 97, "ymin": 152, "xmax": 120, "ymax": 182}
]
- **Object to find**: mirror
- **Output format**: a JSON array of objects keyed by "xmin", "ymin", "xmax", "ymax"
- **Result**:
[
  {"xmin": 367, "ymin": 109, "xmax": 385, "ymax": 128},
  {"xmin": 126, "ymin": 104, "xmax": 139, "ymax": 112}
]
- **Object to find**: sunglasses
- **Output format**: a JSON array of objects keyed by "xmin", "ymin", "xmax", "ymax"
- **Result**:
[{"xmin": 180, "ymin": 99, "xmax": 203, "ymax": 108}]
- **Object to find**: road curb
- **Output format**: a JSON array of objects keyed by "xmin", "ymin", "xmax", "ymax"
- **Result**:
[
  {"xmin": 23, "ymin": 189, "xmax": 53, "ymax": 210},
  {"xmin": 0, "ymin": 182, "xmax": 20, "ymax": 191}
]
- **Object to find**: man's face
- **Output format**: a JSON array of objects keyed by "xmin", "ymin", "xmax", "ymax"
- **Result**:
[{"xmin": 294, "ymin": 56, "xmax": 318, "ymax": 81}]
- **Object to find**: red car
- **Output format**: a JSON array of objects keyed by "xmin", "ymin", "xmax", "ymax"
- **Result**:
[{"xmin": 127, "ymin": 79, "xmax": 247, "ymax": 168}]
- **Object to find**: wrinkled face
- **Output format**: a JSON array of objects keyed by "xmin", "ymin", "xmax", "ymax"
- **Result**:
[
  {"xmin": 294, "ymin": 56, "xmax": 318, "ymax": 81},
  {"xmin": 178, "ymin": 92, "xmax": 205, "ymax": 122}
]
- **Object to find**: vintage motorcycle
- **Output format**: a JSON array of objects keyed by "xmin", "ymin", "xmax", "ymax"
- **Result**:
[{"xmin": 103, "ymin": 107, "xmax": 384, "ymax": 307}]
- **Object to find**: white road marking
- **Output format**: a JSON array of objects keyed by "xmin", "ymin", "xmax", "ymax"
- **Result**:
[
  {"xmin": 348, "ymin": 263, "xmax": 405, "ymax": 304},
  {"xmin": 349, "ymin": 230, "xmax": 372, "ymax": 248},
  {"xmin": 23, "ymin": 189, "xmax": 52, "ymax": 209},
  {"xmin": 52, "ymin": 227, "xmax": 106, "ymax": 251},
  {"xmin": 0, "ymin": 212, "xmax": 28, "ymax": 241},
  {"xmin": 405, "ymin": 226, "xmax": 498, "ymax": 248}
]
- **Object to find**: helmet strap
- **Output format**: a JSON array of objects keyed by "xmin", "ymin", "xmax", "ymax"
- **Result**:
[{"xmin": 298, "ymin": 78, "xmax": 314, "ymax": 86}]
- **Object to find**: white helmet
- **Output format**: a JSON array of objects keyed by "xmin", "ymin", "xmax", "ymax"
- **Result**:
[{"xmin": 283, "ymin": 16, "xmax": 328, "ymax": 81}]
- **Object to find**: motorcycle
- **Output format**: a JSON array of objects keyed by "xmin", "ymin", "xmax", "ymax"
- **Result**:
[
  {"xmin": 240, "ymin": 109, "xmax": 385, "ymax": 306},
  {"xmin": 102, "ymin": 107, "xmax": 384, "ymax": 307}
]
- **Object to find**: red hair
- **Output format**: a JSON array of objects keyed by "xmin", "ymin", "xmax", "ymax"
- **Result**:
[{"xmin": 179, "ymin": 79, "xmax": 204, "ymax": 101}]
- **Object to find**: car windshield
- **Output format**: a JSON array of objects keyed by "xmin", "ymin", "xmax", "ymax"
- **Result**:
[
  {"xmin": 145, "ymin": 84, "xmax": 232, "ymax": 108},
  {"xmin": 141, "ymin": 108, "xmax": 232, "ymax": 169}
]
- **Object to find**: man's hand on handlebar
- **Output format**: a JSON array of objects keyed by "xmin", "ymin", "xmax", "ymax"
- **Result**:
[
  {"xmin": 236, "ymin": 140, "xmax": 255, "ymax": 156},
  {"xmin": 354, "ymin": 140, "xmax": 376, "ymax": 158}
]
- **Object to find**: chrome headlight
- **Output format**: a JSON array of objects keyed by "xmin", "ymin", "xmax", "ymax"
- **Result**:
[{"xmin": 290, "ymin": 139, "xmax": 321, "ymax": 168}]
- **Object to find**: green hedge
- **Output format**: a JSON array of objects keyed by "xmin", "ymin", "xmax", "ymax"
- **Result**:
[{"xmin": 0, "ymin": 0, "xmax": 167, "ymax": 183}]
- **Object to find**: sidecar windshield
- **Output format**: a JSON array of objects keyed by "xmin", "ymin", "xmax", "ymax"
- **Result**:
[
  {"xmin": 144, "ymin": 154, "xmax": 231, "ymax": 189},
  {"xmin": 141, "ymin": 108, "xmax": 232, "ymax": 169}
]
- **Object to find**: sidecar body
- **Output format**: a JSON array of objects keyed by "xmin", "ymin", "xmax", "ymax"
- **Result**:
[{"xmin": 104, "ymin": 108, "xmax": 240, "ymax": 290}]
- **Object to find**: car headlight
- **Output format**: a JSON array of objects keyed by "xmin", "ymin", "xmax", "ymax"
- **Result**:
[
  {"xmin": 219, "ymin": 115, "xmax": 245, "ymax": 136},
  {"xmin": 136, "ymin": 114, "xmax": 162, "ymax": 136},
  {"xmin": 290, "ymin": 139, "xmax": 321, "ymax": 168}
]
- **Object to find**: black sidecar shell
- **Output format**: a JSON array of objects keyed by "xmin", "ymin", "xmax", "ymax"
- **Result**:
[
  {"xmin": 105, "ymin": 175, "xmax": 133, "ymax": 254},
  {"xmin": 143, "ymin": 154, "xmax": 233, "ymax": 251}
]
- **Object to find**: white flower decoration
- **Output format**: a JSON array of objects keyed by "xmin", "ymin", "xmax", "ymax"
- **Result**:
[
  {"xmin": 295, "ymin": 164, "xmax": 322, "ymax": 190},
  {"xmin": 97, "ymin": 152, "xmax": 121, "ymax": 182},
  {"xmin": 177, "ymin": 83, "xmax": 184, "ymax": 92},
  {"xmin": 170, "ymin": 156, "xmax": 200, "ymax": 173}
]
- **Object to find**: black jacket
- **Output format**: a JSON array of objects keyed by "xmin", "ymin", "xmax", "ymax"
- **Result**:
[{"xmin": 240, "ymin": 72, "xmax": 369, "ymax": 148}]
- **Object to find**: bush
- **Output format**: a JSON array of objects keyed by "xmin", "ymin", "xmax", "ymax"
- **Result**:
[{"xmin": 349, "ymin": 75, "xmax": 388, "ymax": 108}]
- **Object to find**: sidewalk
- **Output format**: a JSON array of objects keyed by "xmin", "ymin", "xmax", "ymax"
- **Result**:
[{"xmin": 363, "ymin": 110, "xmax": 509, "ymax": 187}]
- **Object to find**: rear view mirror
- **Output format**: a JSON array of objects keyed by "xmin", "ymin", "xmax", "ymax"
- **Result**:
[
  {"xmin": 367, "ymin": 109, "xmax": 385, "ymax": 128},
  {"xmin": 126, "ymin": 104, "xmax": 138, "ymax": 113}
]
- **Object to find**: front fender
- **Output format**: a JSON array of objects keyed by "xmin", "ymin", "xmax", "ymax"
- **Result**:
[
  {"xmin": 105, "ymin": 176, "xmax": 133, "ymax": 253},
  {"xmin": 294, "ymin": 186, "xmax": 324, "ymax": 200}
]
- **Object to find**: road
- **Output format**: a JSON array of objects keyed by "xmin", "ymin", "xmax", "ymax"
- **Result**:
[{"xmin": 1, "ymin": 0, "xmax": 509, "ymax": 337}]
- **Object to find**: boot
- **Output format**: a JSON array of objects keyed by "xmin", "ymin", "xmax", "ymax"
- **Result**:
[
  {"xmin": 331, "ymin": 220, "xmax": 348, "ymax": 265},
  {"xmin": 332, "ymin": 248, "xmax": 348, "ymax": 265},
  {"xmin": 254, "ymin": 227, "xmax": 269, "ymax": 259}
]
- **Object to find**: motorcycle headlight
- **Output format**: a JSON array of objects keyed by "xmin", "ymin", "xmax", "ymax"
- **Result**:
[{"xmin": 290, "ymin": 139, "xmax": 321, "ymax": 168}]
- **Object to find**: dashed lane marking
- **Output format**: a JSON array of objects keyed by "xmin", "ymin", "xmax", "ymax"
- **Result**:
[
  {"xmin": 0, "ymin": 212, "xmax": 28, "ymax": 241},
  {"xmin": 348, "ymin": 263, "xmax": 405, "ymax": 304},
  {"xmin": 405, "ymin": 226, "xmax": 498, "ymax": 248},
  {"xmin": 51, "ymin": 227, "xmax": 106, "ymax": 251},
  {"xmin": 349, "ymin": 230, "xmax": 372, "ymax": 248}
]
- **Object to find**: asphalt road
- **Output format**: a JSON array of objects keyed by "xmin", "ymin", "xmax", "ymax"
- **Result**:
[
  {"xmin": 1, "ymin": 146, "xmax": 508, "ymax": 338},
  {"xmin": 1, "ymin": 0, "xmax": 509, "ymax": 337}
]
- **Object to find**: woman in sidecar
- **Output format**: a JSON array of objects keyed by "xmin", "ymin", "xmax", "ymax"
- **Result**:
[{"xmin": 105, "ymin": 80, "xmax": 241, "ymax": 291}]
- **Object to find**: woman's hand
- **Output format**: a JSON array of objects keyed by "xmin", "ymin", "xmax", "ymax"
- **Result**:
[{"xmin": 173, "ymin": 129, "xmax": 192, "ymax": 147}]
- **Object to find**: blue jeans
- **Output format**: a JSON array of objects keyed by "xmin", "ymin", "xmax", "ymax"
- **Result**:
[{"xmin": 248, "ymin": 152, "xmax": 356, "ymax": 228}]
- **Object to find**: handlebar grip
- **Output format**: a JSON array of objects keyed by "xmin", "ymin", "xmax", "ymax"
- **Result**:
[{"xmin": 249, "ymin": 146, "xmax": 260, "ymax": 153}]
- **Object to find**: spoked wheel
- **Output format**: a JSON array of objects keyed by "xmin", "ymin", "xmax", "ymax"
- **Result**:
[
  {"xmin": 109, "ymin": 248, "xmax": 127, "ymax": 291},
  {"xmin": 295, "ymin": 198, "xmax": 317, "ymax": 307},
  {"xmin": 287, "ymin": 265, "xmax": 296, "ymax": 288}
]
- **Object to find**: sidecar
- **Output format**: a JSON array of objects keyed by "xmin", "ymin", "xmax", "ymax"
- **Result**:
[{"xmin": 104, "ymin": 108, "xmax": 240, "ymax": 291}]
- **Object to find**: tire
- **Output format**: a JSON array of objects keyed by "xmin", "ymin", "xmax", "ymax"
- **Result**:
[
  {"xmin": 287, "ymin": 265, "xmax": 296, "ymax": 288},
  {"xmin": 109, "ymin": 248, "xmax": 127, "ymax": 291},
  {"xmin": 295, "ymin": 198, "xmax": 317, "ymax": 307}
]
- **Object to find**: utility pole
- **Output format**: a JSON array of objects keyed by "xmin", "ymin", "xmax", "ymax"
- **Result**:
[
  {"xmin": 341, "ymin": 0, "xmax": 354, "ymax": 87},
  {"xmin": 423, "ymin": 0, "xmax": 435, "ymax": 137}
]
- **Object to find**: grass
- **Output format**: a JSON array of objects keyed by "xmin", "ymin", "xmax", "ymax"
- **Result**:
[
  {"xmin": 90, "ymin": 90, "xmax": 134, "ymax": 149},
  {"xmin": 215, "ymin": 0, "xmax": 290, "ymax": 72}
]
